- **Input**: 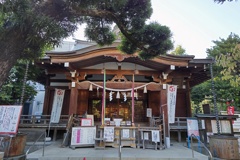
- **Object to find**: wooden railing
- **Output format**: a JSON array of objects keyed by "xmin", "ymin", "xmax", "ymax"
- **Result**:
[
  {"xmin": 19, "ymin": 115, "xmax": 80, "ymax": 141},
  {"xmin": 169, "ymin": 117, "xmax": 188, "ymax": 142},
  {"xmin": 19, "ymin": 115, "xmax": 187, "ymax": 130},
  {"xmin": 170, "ymin": 117, "xmax": 188, "ymax": 130},
  {"xmin": 18, "ymin": 115, "xmax": 188, "ymax": 142},
  {"xmin": 19, "ymin": 115, "xmax": 70, "ymax": 128}
]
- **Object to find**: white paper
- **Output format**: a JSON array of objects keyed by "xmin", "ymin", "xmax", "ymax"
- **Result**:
[
  {"xmin": 104, "ymin": 126, "xmax": 115, "ymax": 142},
  {"xmin": 151, "ymin": 130, "xmax": 160, "ymax": 142},
  {"xmin": 122, "ymin": 129, "xmax": 130, "ymax": 138},
  {"xmin": 0, "ymin": 105, "xmax": 22, "ymax": 134}
]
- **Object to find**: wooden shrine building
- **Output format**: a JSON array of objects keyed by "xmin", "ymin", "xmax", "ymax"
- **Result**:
[{"xmin": 37, "ymin": 40, "xmax": 213, "ymax": 129}]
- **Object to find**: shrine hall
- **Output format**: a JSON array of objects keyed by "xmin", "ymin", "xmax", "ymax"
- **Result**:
[{"xmin": 36, "ymin": 40, "xmax": 213, "ymax": 129}]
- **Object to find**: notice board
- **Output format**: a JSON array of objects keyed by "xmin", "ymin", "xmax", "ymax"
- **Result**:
[
  {"xmin": 71, "ymin": 126, "xmax": 96, "ymax": 146},
  {"xmin": 0, "ymin": 105, "xmax": 22, "ymax": 134},
  {"xmin": 187, "ymin": 118, "xmax": 199, "ymax": 137}
]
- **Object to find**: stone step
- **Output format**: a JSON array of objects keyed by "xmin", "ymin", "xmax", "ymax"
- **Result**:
[{"xmin": 28, "ymin": 157, "xmax": 200, "ymax": 160}]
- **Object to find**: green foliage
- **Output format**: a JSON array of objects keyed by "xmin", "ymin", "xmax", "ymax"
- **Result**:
[
  {"xmin": 0, "ymin": 0, "xmax": 173, "ymax": 59},
  {"xmin": 214, "ymin": 0, "xmax": 236, "ymax": 3},
  {"xmin": 0, "ymin": 0, "xmax": 174, "ymax": 88},
  {"xmin": 171, "ymin": 45, "xmax": 187, "ymax": 55},
  {"xmin": 119, "ymin": 22, "xmax": 173, "ymax": 59},
  {"xmin": 0, "ymin": 0, "xmax": 78, "ymax": 60},
  {"xmin": 217, "ymin": 48, "xmax": 240, "ymax": 87},
  {"xmin": 84, "ymin": 19, "xmax": 115, "ymax": 46},
  {"xmin": 192, "ymin": 33, "xmax": 240, "ymax": 110},
  {"xmin": 62, "ymin": 0, "xmax": 173, "ymax": 59},
  {"xmin": 191, "ymin": 81, "xmax": 211, "ymax": 104},
  {"xmin": 208, "ymin": 33, "xmax": 240, "ymax": 87},
  {"xmin": 207, "ymin": 33, "xmax": 240, "ymax": 58},
  {"xmin": 0, "ymin": 61, "xmax": 40, "ymax": 104}
]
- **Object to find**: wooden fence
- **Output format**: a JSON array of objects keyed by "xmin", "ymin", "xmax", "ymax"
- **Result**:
[{"xmin": 18, "ymin": 115, "xmax": 188, "ymax": 142}]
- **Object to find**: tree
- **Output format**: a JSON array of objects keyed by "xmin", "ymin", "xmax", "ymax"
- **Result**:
[
  {"xmin": 0, "ymin": 61, "xmax": 42, "ymax": 104},
  {"xmin": 214, "ymin": 0, "xmax": 236, "ymax": 3},
  {"xmin": 0, "ymin": 0, "xmax": 173, "ymax": 88},
  {"xmin": 208, "ymin": 33, "xmax": 240, "ymax": 87},
  {"xmin": 170, "ymin": 45, "xmax": 187, "ymax": 55},
  {"xmin": 191, "ymin": 33, "xmax": 240, "ymax": 110}
]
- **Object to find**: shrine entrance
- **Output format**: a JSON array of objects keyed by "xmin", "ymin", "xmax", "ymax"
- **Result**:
[{"xmin": 88, "ymin": 90, "xmax": 148, "ymax": 122}]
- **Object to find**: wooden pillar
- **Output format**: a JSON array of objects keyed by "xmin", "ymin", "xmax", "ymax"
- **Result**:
[
  {"xmin": 160, "ymin": 89, "xmax": 169, "ymax": 137},
  {"xmin": 43, "ymin": 86, "xmax": 50, "ymax": 114},
  {"xmin": 43, "ymin": 76, "xmax": 50, "ymax": 115},
  {"xmin": 69, "ymin": 86, "xmax": 78, "ymax": 115},
  {"xmin": 186, "ymin": 81, "xmax": 192, "ymax": 117}
]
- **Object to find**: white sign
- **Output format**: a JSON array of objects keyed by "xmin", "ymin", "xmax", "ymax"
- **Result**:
[
  {"xmin": 71, "ymin": 127, "xmax": 96, "ymax": 146},
  {"xmin": 86, "ymin": 115, "xmax": 94, "ymax": 126},
  {"xmin": 0, "ymin": 105, "xmax": 22, "ymax": 134},
  {"xmin": 141, "ymin": 131, "xmax": 149, "ymax": 140},
  {"xmin": 50, "ymin": 89, "xmax": 65, "ymax": 123},
  {"xmin": 211, "ymin": 120, "xmax": 231, "ymax": 134},
  {"xmin": 104, "ymin": 126, "xmax": 115, "ymax": 142},
  {"xmin": 113, "ymin": 118, "xmax": 122, "ymax": 127},
  {"xmin": 81, "ymin": 118, "xmax": 92, "ymax": 126},
  {"xmin": 187, "ymin": 118, "xmax": 199, "ymax": 137},
  {"xmin": 151, "ymin": 130, "xmax": 160, "ymax": 142},
  {"xmin": 122, "ymin": 129, "xmax": 130, "ymax": 138},
  {"xmin": 167, "ymin": 85, "xmax": 177, "ymax": 123},
  {"xmin": 146, "ymin": 108, "xmax": 152, "ymax": 118}
]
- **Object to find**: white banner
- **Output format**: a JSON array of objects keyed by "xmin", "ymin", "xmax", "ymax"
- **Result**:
[
  {"xmin": 50, "ymin": 89, "xmax": 65, "ymax": 123},
  {"xmin": 167, "ymin": 85, "xmax": 177, "ymax": 124}
]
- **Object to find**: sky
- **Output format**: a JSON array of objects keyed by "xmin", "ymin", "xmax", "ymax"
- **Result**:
[{"xmin": 67, "ymin": 0, "xmax": 240, "ymax": 58}]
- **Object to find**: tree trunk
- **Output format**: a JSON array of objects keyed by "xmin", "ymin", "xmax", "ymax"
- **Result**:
[{"xmin": 0, "ymin": 34, "xmax": 25, "ymax": 88}]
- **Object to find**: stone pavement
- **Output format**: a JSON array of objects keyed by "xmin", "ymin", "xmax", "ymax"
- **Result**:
[{"xmin": 26, "ymin": 140, "xmax": 209, "ymax": 160}]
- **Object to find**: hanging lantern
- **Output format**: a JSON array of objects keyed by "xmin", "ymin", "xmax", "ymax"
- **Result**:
[
  {"xmin": 97, "ymin": 87, "xmax": 99, "ymax": 97},
  {"xmin": 144, "ymin": 86, "xmax": 147, "ymax": 93},
  {"xmin": 124, "ymin": 92, "xmax": 127, "ymax": 101},
  {"xmin": 116, "ymin": 91, "xmax": 120, "ymax": 99},
  {"xmin": 89, "ymin": 84, "xmax": 93, "ymax": 91},
  {"xmin": 135, "ymin": 89, "xmax": 138, "ymax": 100}
]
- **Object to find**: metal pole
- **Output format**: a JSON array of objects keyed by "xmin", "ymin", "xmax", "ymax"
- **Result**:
[
  {"xmin": 191, "ymin": 135, "xmax": 194, "ymax": 158},
  {"xmin": 118, "ymin": 129, "xmax": 122, "ymax": 160},
  {"xmin": 43, "ymin": 131, "xmax": 46, "ymax": 156},
  {"xmin": 210, "ymin": 62, "xmax": 220, "ymax": 135}
]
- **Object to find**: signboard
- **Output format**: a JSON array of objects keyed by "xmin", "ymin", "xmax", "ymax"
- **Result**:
[
  {"xmin": 50, "ymin": 89, "xmax": 65, "ymax": 123},
  {"xmin": 211, "ymin": 120, "xmax": 231, "ymax": 134},
  {"xmin": 81, "ymin": 118, "xmax": 92, "ymax": 126},
  {"xmin": 146, "ymin": 108, "xmax": 152, "ymax": 118},
  {"xmin": 71, "ymin": 126, "xmax": 96, "ymax": 146},
  {"xmin": 187, "ymin": 118, "xmax": 200, "ymax": 148},
  {"xmin": 167, "ymin": 85, "xmax": 177, "ymax": 123},
  {"xmin": 113, "ymin": 118, "xmax": 122, "ymax": 127},
  {"xmin": 86, "ymin": 115, "xmax": 94, "ymax": 126},
  {"xmin": 104, "ymin": 126, "xmax": 114, "ymax": 142},
  {"xmin": 187, "ymin": 118, "xmax": 199, "ymax": 137},
  {"xmin": 0, "ymin": 105, "xmax": 22, "ymax": 134},
  {"xmin": 122, "ymin": 129, "xmax": 130, "ymax": 138},
  {"xmin": 151, "ymin": 130, "xmax": 160, "ymax": 142}
]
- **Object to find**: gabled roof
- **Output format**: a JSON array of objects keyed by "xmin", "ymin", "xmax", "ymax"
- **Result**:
[{"xmin": 37, "ymin": 41, "xmax": 213, "ymax": 87}]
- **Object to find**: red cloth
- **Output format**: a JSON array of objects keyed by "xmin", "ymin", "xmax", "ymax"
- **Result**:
[{"xmin": 227, "ymin": 106, "xmax": 234, "ymax": 115}]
